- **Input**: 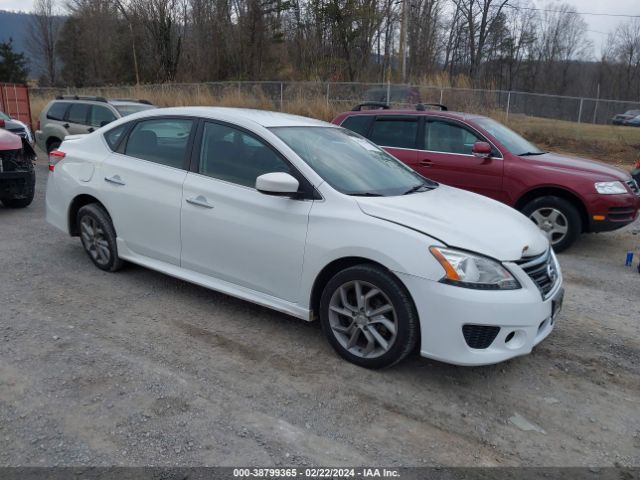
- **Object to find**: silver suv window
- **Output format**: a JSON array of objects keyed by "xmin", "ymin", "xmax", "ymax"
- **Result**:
[{"xmin": 47, "ymin": 102, "xmax": 70, "ymax": 121}]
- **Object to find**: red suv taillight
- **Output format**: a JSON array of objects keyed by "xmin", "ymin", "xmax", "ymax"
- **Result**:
[{"xmin": 48, "ymin": 150, "xmax": 65, "ymax": 172}]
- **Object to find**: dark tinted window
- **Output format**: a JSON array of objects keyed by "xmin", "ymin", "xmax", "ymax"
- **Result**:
[
  {"xmin": 340, "ymin": 115, "xmax": 373, "ymax": 136},
  {"xmin": 125, "ymin": 119, "xmax": 193, "ymax": 168},
  {"xmin": 89, "ymin": 105, "xmax": 117, "ymax": 127},
  {"xmin": 200, "ymin": 122, "xmax": 290, "ymax": 188},
  {"xmin": 369, "ymin": 117, "xmax": 418, "ymax": 149},
  {"xmin": 104, "ymin": 123, "xmax": 129, "ymax": 151},
  {"xmin": 67, "ymin": 103, "xmax": 90, "ymax": 124},
  {"xmin": 426, "ymin": 120, "xmax": 481, "ymax": 155},
  {"xmin": 46, "ymin": 102, "xmax": 70, "ymax": 121}
]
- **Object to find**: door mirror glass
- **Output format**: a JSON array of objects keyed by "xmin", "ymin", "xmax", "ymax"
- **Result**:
[
  {"xmin": 256, "ymin": 172, "xmax": 299, "ymax": 195},
  {"xmin": 472, "ymin": 141, "xmax": 492, "ymax": 159}
]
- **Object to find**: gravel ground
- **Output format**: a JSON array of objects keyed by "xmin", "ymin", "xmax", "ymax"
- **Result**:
[{"xmin": 0, "ymin": 162, "xmax": 638, "ymax": 467}]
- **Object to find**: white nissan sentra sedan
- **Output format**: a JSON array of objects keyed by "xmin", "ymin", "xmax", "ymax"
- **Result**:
[{"xmin": 45, "ymin": 107, "xmax": 563, "ymax": 369}]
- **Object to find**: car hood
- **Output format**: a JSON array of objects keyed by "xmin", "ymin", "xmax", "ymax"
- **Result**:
[
  {"xmin": 522, "ymin": 152, "xmax": 631, "ymax": 181},
  {"xmin": 0, "ymin": 128, "xmax": 22, "ymax": 150},
  {"xmin": 356, "ymin": 185, "xmax": 548, "ymax": 261}
]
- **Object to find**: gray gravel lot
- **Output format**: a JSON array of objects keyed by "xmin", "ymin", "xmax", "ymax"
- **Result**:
[{"xmin": 0, "ymin": 162, "xmax": 639, "ymax": 467}]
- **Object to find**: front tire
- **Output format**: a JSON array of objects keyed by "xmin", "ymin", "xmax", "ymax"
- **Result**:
[
  {"xmin": 77, "ymin": 203, "xmax": 124, "ymax": 272},
  {"xmin": 319, "ymin": 264, "xmax": 419, "ymax": 369},
  {"xmin": 521, "ymin": 196, "xmax": 581, "ymax": 252}
]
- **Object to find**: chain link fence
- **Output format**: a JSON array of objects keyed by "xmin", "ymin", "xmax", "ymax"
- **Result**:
[{"xmin": 30, "ymin": 81, "xmax": 640, "ymax": 127}]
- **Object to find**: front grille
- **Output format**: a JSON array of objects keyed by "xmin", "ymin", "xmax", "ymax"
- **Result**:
[
  {"xmin": 462, "ymin": 325, "xmax": 500, "ymax": 349},
  {"xmin": 516, "ymin": 249, "xmax": 558, "ymax": 298},
  {"xmin": 0, "ymin": 148, "xmax": 31, "ymax": 173},
  {"xmin": 626, "ymin": 179, "xmax": 640, "ymax": 196}
]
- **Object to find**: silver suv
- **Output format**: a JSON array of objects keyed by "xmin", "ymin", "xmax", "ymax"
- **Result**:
[{"xmin": 36, "ymin": 96, "xmax": 156, "ymax": 152}]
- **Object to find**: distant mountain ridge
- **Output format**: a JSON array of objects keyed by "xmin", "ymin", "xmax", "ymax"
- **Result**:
[{"xmin": 0, "ymin": 10, "xmax": 31, "ymax": 56}]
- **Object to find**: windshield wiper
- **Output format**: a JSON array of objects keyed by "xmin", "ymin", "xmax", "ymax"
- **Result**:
[
  {"xmin": 519, "ymin": 151, "xmax": 547, "ymax": 156},
  {"xmin": 347, "ymin": 192, "xmax": 384, "ymax": 197},
  {"xmin": 402, "ymin": 183, "xmax": 431, "ymax": 195}
]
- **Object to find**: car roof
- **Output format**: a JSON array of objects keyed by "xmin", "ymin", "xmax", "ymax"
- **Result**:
[
  {"xmin": 129, "ymin": 106, "xmax": 332, "ymax": 128},
  {"xmin": 339, "ymin": 108, "xmax": 486, "ymax": 122}
]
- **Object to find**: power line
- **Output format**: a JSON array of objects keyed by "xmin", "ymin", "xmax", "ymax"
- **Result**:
[{"xmin": 504, "ymin": 4, "xmax": 640, "ymax": 18}]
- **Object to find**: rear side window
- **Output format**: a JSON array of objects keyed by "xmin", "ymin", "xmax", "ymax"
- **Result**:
[
  {"xmin": 89, "ymin": 105, "xmax": 117, "ymax": 127},
  {"xmin": 67, "ymin": 103, "xmax": 90, "ymax": 124},
  {"xmin": 46, "ymin": 102, "xmax": 70, "ymax": 121},
  {"xmin": 124, "ymin": 119, "xmax": 193, "ymax": 169},
  {"xmin": 369, "ymin": 117, "xmax": 418, "ymax": 149},
  {"xmin": 340, "ymin": 115, "xmax": 373, "ymax": 136},
  {"xmin": 104, "ymin": 123, "xmax": 129, "ymax": 151}
]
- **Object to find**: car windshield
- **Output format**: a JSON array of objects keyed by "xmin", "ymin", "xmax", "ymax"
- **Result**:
[
  {"xmin": 474, "ymin": 117, "xmax": 545, "ymax": 156},
  {"xmin": 271, "ymin": 126, "xmax": 435, "ymax": 196},
  {"xmin": 113, "ymin": 104, "xmax": 156, "ymax": 117},
  {"xmin": 0, "ymin": 111, "xmax": 10, "ymax": 121}
]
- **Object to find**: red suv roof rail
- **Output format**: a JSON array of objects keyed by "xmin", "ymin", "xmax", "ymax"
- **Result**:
[{"xmin": 351, "ymin": 102, "xmax": 390, "ymax": 111}]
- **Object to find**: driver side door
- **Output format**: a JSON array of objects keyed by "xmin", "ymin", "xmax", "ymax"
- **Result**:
[{"xmin": 180, "ymin": 121, "xmax": 313, "ymax": 303}]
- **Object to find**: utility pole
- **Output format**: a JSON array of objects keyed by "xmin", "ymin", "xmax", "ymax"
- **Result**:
[{"xmin": 399, "ymin": 0, "xmax": 408, "ymax": 83}]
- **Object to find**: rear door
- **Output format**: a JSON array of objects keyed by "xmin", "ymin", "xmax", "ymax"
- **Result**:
[
  {"xmin": 418, "ymin": 118, "xmax": 505, "ymax": 201},
  {"xmin": 367, "ymin": 115, "xmax": 419, "ymax": 169},
  {"xmin": 64, "ymin": 103, "xmax": 92, "ymax": 135},
  {"xmin": 99, "ymin": 117, "xmax": 195, "ymax": 265}
]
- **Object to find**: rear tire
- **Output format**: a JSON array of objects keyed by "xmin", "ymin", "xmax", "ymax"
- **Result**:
[
  {"xmin": 521, "ymin": 196, "xmax": 581, "ymax": 252},
  {"xmin": 319, "ymin": 264, "xmax": 419, "ymax": 369},
  {"xmin": 46, "ymin": 138, "xmax": 61, "ymax": 153},
  {"xmin": 77, "ymin": 203, "xmax": 124, "ymax": 272}
]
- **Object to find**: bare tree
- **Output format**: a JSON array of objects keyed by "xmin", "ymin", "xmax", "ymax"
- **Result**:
[{"xmin": 28, "ymin": 0, "xmax": 62, "ymax": 85}]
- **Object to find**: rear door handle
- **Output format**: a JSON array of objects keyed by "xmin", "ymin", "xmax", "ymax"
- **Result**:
[
  {"xmin": 104, "ymin": 175, "xmax": 126, "ymax": 186},
  {"xmin": 186, "ymin": 195, "xmax": 214, "ymax": 209},
  {"xmin": 419, "ymin": 159, "xmax": 433, "ymax": 167},
  {"xmin": 63, "ymin": 123, "xmax": 70, "ymax": 129}
]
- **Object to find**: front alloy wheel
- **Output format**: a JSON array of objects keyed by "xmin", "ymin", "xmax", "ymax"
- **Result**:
[
  {"xmin": 320, "ymin": 264, "xmax": 419, "ymax": 369},
  {"xmin": 328, "ymin": 280, "xmax": 398, "ymax": 359},
  {"xmin": 529, "ymin": 207, "xmax": 569, "ymax": 246},
  {"xmin": 522, "ymin": 196, "xmax": 581, "ymax": 252}
]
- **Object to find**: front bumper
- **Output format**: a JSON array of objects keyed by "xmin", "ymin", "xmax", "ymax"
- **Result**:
[
  {"xmin": 0, "ymin": 170, "xmax": 35, "ymax": 198},
  {"xmin": 585, "ymin": 192, "xmax": 640, "ymax": 233},
  {"xmin": 396, "ymin": 254, "xmax": 563, "ymax": 366}
]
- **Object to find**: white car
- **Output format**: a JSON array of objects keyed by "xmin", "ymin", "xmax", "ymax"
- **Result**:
[{"xmin": 45, "ymin": 107, "xmax": 563, "ymax": 368}]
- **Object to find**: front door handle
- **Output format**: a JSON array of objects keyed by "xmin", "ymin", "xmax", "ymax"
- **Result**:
[
  {"xmin": 419, "ymin": 159, "xmax": 433, "ymax": 167},
  {"xmin": 63, "ymin": 123, "xmax": 70, "ymax": 129},
  {"xmin": 186, "ymin": 195, "xmax": 214, "ymax": 209},
  {"xmin": 104, "ymin": 175, "xmax": 126, "ymax": 186}
]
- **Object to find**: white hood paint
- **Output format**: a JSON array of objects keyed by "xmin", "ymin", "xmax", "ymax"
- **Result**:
[{"xmin": 356, "ymin": 185, "xmax": 549, "ymax": 261}]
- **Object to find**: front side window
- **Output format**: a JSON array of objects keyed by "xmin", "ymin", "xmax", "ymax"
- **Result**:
[
  {"xmin": 114, "ymin": 104, "xmax": 157, "ymax": 117},
  {"xmin": 271, "ymin": 126, "xmax": 432, "ymax": 197},
  {"xmin": 47, "ymin": 102, "xmax": 70, "ymax": 121},
  {"xmin": 426, "ymin": 120, "xmax": 481, "ymax": 155},
  {"xmin": 124, "ymin": 118, "xmax": 193, "ymax": 168},
  {"xmin": 90, "ymin": 105, "xmax": 117, "ymax": 127},
  {"xmin": 67, "ymin": 103, "xmax": 90, "ymax": 124},
  {"xmin": 369, "ymin": 117, "xmax": 418, "ymax": 149},
  {"xmin": 199, "ymin": 122, "xmax": 290, "ymax": 188},
  {"xmin": 473, "ymin": 117, "xmax": 543, "ymax": 155}
]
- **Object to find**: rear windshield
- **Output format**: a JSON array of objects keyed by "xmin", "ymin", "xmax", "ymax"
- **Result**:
[{"xmin": 113, "ymin": 104, "xmax": 157, "ymax": 117}]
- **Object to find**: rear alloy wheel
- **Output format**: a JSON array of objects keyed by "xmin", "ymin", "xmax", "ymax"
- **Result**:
[
  {"xmin": 77, "ymin": 204, "xmax": 124, "ymax": 272},
  {"xmin": 319, "ymin": 265, "xmax": 418, "ymax": 369},
  {"xmin": 522, "ymin": 196, "xmax": 581, "ymax": 252}
]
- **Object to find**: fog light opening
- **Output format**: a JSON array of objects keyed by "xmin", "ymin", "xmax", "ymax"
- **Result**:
[
  {"xmin": 504, "ymin": 330, "xmax": 526, "ymax": 349},
  {"xmin": 505, "ymin": 331, "xmax": 515, "ymax": 343}
]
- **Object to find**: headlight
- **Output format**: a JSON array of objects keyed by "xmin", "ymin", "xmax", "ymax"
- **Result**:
[
  {"xmin": 430, "ymin": 247, "xmax": 520, "ymax": 290},
  {"xmin": 595, "ymin": 181, "xmax": 627, "ymax": 195}
]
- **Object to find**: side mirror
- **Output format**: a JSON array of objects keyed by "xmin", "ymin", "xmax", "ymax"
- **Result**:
[
  {"xmin": 256, "ymin": 172, "xmax": 299, "ymax": 196},
  {"xmin": 472, "ymin": 141, "xmax": 492, "ymax": 159}
]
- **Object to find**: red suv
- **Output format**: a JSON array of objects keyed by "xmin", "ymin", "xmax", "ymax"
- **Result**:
[{"xmin": 333, "ymin": 104, "xmax": 640, "ymax": 251}]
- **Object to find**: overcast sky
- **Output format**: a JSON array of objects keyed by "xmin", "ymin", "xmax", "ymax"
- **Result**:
[{"xmin": 1, "ymin": 0, "xmax": 639, "ymax": 56}]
